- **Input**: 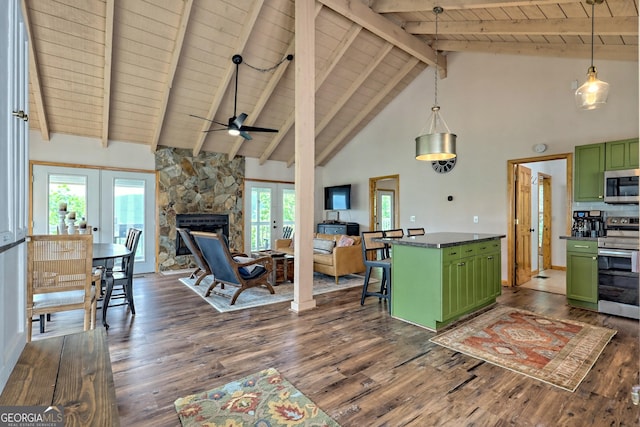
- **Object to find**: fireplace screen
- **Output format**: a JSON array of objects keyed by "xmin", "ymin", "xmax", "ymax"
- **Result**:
[{"xmin": 175, "ymin": 213, "xmax": 229, "ymax": 256}]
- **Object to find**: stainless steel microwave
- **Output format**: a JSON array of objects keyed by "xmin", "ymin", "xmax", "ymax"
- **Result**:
[{"xmin": 604, "ymin": 169, "xmax": 640, "ymax": 203}]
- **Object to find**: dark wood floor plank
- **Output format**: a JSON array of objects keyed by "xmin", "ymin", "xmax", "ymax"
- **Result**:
[{"xmin": 28, "ymin": 273, "xmax": 640, "ymax": 426}]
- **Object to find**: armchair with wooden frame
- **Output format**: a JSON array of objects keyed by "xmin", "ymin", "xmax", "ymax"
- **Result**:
[
  {"xmin": 191, "ymin": 231, "xmax": 275, "ymax": 305},
  {"xmin": 26, "ymin": 234, "xmax": 97, "ymax": 342},
  {"xmin": 177, "ymin": 227, "xmax": 212, "ymax": 286}
]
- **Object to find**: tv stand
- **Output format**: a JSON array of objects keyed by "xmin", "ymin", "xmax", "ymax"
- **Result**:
[{"xmin": 317, "ymin": 222, "xmax": 359, "ymax": 236}]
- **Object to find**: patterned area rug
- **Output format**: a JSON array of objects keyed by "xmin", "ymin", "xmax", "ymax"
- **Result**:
[
  {"xmin": 179, "ymin": 273, "xmax": 371, "ymax": 313},
  {"xmin": 430, "ymin": 305, "xmax": 617, "ymax": 392},
  {"xmin": 174, "ymin": 367, "xmax": 341, "ymax": 426}
]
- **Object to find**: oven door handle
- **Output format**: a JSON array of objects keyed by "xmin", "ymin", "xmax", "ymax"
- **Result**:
[{"xmin": 598, "ymin": 248, "xmax": 636, "ymax": 258}]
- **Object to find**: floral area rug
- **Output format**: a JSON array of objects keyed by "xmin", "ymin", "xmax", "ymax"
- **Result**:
[
  {"xmin": 178, "ymin": 272, "xmax": 372, "ymax": 313},
  {"xmin": 174, "ymin": 367, "xmax": 341, "ymax": 426},
  {"xmin": 430, "ymin": 305, "xmax": 617, "ymax": 392}
]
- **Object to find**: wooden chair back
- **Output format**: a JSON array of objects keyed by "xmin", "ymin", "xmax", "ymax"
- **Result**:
[
  {"xmin": 407, "ymin": 227, "xmax": 426, "ymax": 236},
  {"xmin": 361, "ymin": 231, "xmax": 387, "ymax": 261},
  {"xmin": 26, "ymin": 234, "xmax": 96, "ymax": 341}
]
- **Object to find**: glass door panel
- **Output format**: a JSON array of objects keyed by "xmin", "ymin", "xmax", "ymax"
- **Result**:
[{"xmin": 245, "ymin": 181, "xmax": 295, "ymax": 253}]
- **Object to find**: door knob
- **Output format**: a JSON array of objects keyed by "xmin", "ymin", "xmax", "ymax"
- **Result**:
[
  {"xmin": 92, "ymin": 227, "xmax": 98, "ymax": 232},
  {"xmin": 12, "ymin": 110, "xmax": 28, "ymax": 121},
  {"xmin": 529, "ymin": 228, "xmax": 535, "ymax": 232}
]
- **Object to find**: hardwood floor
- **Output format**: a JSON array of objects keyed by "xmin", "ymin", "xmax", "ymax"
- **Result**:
[{"xmin": 31, "ymin": 273, "xmax": 639, "ymax": 426}]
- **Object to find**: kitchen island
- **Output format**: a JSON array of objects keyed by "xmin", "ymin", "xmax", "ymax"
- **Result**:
[{"xmin": 384, "ymin": 232, "xmax": 505, "ymax": 331}]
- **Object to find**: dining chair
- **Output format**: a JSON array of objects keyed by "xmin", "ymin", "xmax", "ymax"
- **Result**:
[
  {"xmin": 26, "ymin": 234, "xmax": 97, "ymax": 342},
  {"xmin": 177, "ymin": 227, "xmax": 212, "ymax": 286},
  {"xmin": 360, "ymin": 231, "xmax": 391, "ymax": 311},
  {"xmin": 107, "ymin": 228, "xmax": 142, "ymax": 314},
  {"xmin": 407, "ymin": 227, "xmax": 426, "ymax": 236}
]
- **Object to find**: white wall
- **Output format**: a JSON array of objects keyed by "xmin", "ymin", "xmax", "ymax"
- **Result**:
[
  {"xmin": 30, "ymin": 132, "xmax": 156, "ymax": 170},
  {"xmin": 320, "ymin": 52, "xmax": 639, "ymax": 280}
]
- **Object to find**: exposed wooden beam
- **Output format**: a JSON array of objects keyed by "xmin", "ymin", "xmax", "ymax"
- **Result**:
[
  {"xmin": 100, "ymin": 0, "xmax": 114, "ymax": 147},
  {"xmin": 149, "ymin": 0, "xmax": 193, "ymax": 153},
  {"xmin": 286, "ymin": 43, "xmax": 394, "ymax": 166},
  {"xmin": 316, "ymin": 57, "xmax": 419, "ymax": 166},
  {"xmin": 436, "ymin": 40, "xmax": 638, "ymax": 61},
  {"xmin": 406, "ymin": 17, "xmax": 638, "ymax": 36},
  {"xmin": 259, "ymin": 18, "xmax": 361, "ymax": 164},
  {"xmin": 373, "ymin": 0, "xmax": 581, "ymax": 13},
  {"xmin": 291, "ymin": 0, "xmax": 316, "ymax": 312},
  {"xmin": 192, "ymin": 1, "xmax": 265, "ymax": 156},
  {"xmin": 20, "ymin": 0, "xmax": 49, "ymax": 141},
  {"xmin": 317, "ymin": 0, "xmax": 445, "ymax": 76}
]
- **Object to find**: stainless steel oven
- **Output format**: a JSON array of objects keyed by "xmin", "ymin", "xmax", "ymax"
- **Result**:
[{"xmin": 597, "ymin": 216, "xmax": 639, "ymax": 319}]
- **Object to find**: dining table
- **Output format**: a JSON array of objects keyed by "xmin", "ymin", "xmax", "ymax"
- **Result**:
[{"xmin": 93, "ymin": 243, "xmax": 133, "ymax": 329}]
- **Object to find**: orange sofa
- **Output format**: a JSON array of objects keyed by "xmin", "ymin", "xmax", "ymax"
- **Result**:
[{"xmin": 274, "ymin": 233, "xmax": 365, "ymax": 283}]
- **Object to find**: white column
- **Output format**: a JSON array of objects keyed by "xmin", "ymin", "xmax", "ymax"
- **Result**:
[{"xmin": 291, "ymin": 0, "xmax": 316, "ymax": 312}]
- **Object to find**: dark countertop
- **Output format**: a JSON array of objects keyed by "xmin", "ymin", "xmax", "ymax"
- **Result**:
[
  {"xmin": 378, "ymin": 232, "xmax": 505, "ymax": 249},
  {"xmin": 559, "ymin": 235, "xmax": 599, "ymax": 241}
]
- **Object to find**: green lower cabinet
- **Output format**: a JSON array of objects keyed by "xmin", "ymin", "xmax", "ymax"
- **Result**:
[
  {"xmin": 566, "ymin": 239, "xmax": 598, "ymax": 310},
  {"xmin": 392, "ymin": 241, "xmax": 502, "ymax": 331}
]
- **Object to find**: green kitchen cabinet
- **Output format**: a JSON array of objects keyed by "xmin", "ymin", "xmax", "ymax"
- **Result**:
[
  {"xmin": 566, "ymin": 239, "xmax": 598, "ymax": 311},
  {"xmin": 391, "ymin": 239, "xmax": 502, "ymax": 331},
  {"xmin": 476, "ymin": 240, "xmax": 502, "ymax": 304},
  {"xmin": 575, "ymin": 143, "xmax": 605, "ymax": 202},
  {"xmin": 605, "ymin": 138, "xmax": 639, "ymax": 170}
]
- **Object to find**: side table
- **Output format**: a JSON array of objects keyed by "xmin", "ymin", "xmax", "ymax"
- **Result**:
[{"xmin": 251, "ymin": 250, "xmax": 294, "ymax": 285}]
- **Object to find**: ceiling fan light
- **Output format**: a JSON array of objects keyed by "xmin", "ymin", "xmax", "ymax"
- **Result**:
[
  {"xmin": 415, "ymin": 133, "xmax": 457, "ymax": 161},
  {"xmin": 575, "ymin": 66, "xmax": 609, "ymax": 110},
  {"xmin": 228, "ymin": 128, "xmax": 240, "ymax": 136}
]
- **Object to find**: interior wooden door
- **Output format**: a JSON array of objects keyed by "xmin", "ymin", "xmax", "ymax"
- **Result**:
[{"xmin": 516, "ymin": 165, "xmax": 532, "ymax": 285}]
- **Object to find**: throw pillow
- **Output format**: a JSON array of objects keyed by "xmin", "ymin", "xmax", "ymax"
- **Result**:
[
  {"xmin": 313, "ymin": 238, "xmax": 335, "ymax": 254},
  {"xmin": 336, "ymin": 235, "xmax": 355, "ymax": 247},
  {"xmin": 233, "ymin": 256, "xmax": 259, "ymax": 275}
]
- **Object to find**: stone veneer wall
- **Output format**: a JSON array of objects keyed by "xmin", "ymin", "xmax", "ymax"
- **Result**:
[{"xmin": 156, "ymin": 147, "xmax": 245, "ymax": 271}]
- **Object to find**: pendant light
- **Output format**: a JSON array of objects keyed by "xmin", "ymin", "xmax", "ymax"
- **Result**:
[
  {"xmin": 415, "ymin": 6, "xmax": 456, "ymax": 161},
  {"xmin": 575, "ymin": 0, "xmax": 609, "ymax": 110}
]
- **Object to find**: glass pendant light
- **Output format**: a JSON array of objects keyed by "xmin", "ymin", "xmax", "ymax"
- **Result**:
[
  {"xmin": 415, "ymin": 6, "xmax": 456, "ymax": 161},
  {"xmin": 575, "ymin": 0, "xmax": 609, "ymax": 110}
]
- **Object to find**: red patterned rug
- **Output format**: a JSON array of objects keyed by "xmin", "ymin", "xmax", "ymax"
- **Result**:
[{"xmin": 430, "ymin": 305, "xmax": 617, "ymax": 392}]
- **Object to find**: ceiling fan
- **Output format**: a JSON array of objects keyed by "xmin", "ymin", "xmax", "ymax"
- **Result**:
[{"xmin": 190, "ymin": 54, "xmax": 278, "ymax": 140}]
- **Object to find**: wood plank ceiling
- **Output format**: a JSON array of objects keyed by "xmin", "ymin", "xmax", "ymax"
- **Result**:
[{"xmin": 23, "ymin": 0, "xmax": 638, "ymax": 166}]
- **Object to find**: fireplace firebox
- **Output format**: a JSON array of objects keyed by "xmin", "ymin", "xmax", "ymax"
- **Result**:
[{"xmin": 175, "ymin": 213, "xmax": 229, "ymax": 256}]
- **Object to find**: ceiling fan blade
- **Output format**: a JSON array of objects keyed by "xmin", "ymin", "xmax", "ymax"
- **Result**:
[
  {"xmin": 240, "ymin": 130, "xmax": 252, "ymax": 140},
  {"xmin": 189, "ymin": 114, "xmax": 226, "ymax": 127},
  {"xmin": 240, "ymin": 125, "xmax": 279, "ymax": 133},
  {"xmin": 202, "ymin": 128, "xmax": 227, "ymax": 133},
  {"xmin": 233, "ymin": 113, "xmax": 248, "ymax": 129}
]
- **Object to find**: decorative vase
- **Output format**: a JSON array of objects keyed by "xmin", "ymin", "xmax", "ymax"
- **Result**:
[
  {"xmin": 58, "ymin": 211, "xmax": 67, "ymax": 234},
  {"xmin": 67, "ymin": 219, "xmax": 76, "ymax": 235}
]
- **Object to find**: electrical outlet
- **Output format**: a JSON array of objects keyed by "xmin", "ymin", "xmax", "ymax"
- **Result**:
[
  {"xmin": 410, "ymin": 215, "xmax": 416, "ymax": 222},
  {"xmin": 473, "ymin": 216, "xmax": 479, "ymax": 223}
]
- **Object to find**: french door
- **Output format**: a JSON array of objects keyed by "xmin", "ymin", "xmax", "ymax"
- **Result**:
[
  {"xmin": 375, "ymin": 189, "xmax": 395, "ymax": 231},
  {"xmin": 32, "ymin": 165, "xmax": 156, "ymax": 273},
  {"xmin": 244, "ymin": 181, "xmax": 295, "ymax": 253}
]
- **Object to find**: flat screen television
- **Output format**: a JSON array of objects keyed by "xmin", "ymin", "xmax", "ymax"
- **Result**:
[{"xmin": 324, "ymin": 184, "xmax": 351, "ymax": 210}]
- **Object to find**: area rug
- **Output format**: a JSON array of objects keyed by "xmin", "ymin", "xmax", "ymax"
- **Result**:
[
  {"xmin": 179, "ymin": 273, "xmax": 372, "ymax": 313},
  {"xmin": 430, "ymin": 305, "xmax": 617, "ymax": 392},
  {"xmin": 174, "ymin": 367, "xmax": 341, "ymax": 426}
]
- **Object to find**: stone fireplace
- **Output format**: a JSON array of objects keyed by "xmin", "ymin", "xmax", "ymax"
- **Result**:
[{"xmin": 156, "ymin": 147, "xmax": 244, "ymax": 271}]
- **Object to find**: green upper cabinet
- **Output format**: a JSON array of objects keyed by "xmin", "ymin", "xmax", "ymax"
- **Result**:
[
  {"xmin": 605, "ymin": 138, "xmax": 639, "ymax": 170},
  {"xmin": 575, "ymin": 143, "xmax": 605, "ymax": 201}
]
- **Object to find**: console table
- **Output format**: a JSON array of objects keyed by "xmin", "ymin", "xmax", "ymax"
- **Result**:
[{"xmin": 317, "ymin": 222, "xmax": 359, "ymax": 236}]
